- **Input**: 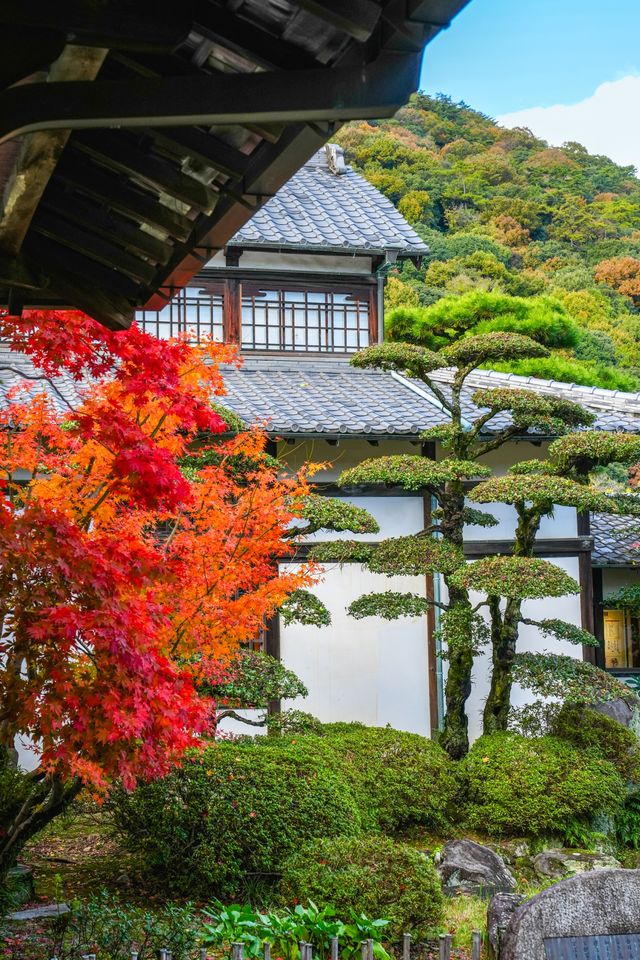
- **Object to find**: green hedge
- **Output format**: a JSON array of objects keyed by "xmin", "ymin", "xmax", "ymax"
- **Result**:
[
  {"xmin": 460, "ymin": 733, "xmax": 624, "ymax": 837},
  {"xmin": 278, "ymin": 835, "xmax": 444, "ymax": 941},
  {"xmin": 261, "ymin": 724, "xmax": 459, "ymax": 833},
  {"xmin": 110, "ymin": 742, "xmax": 361, "ymax": 899},
  {"xmin": 550, "ymin": 704, "xmax": 640, "ymax": 782}
]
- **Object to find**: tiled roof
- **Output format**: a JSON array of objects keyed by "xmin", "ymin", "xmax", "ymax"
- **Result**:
[
  {"xmin": 0, "ymin": 343, "xmax": 86, "ymax": 415},
  {"xmin": 230, "ymin": 145, "xmax": 428, "ymax": 257},
  {"xmin": 591, "ymin": 513, "xmax": 640, "ymax": 567},
  {"xmin": 221, "ymin": 357, "xmax": 445, "ymax": 436},
  {"xmin": 4, "ymin": 346, "xmax": 640, "ymax": 441},
  {"xmin": 430, "ymin": 368, "xmax": 640, "ymax": 435}
]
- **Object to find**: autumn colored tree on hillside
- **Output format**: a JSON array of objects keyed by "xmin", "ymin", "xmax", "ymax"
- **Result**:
[
  {"xmin": 594, "ymin": 256, "xmax": 640, "ymax": 303},
  {"xmin": 0, "ymin": 310, "xmax": 315, "ymax": 877}
]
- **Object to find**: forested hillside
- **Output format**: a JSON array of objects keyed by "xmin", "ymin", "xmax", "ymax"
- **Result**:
[{"xmin": 337, "ymin": 94, "xmax": 640, "ymax": 390}]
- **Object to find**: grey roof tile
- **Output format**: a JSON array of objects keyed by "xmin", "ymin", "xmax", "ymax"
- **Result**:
[
  {"xmin": 0, "ymin": 343, "xmax": 86, "ymax": 415},
  {"xmin": 591, "ymin": 513, "xmax": 640, "ymax": 567},
  {"xmin": 231, "ymin": 146, "xmax": 428, "ymax": 256},
  {"xmin": 221, "ymin": 357, "xmax": 446, "ymax": 436}
]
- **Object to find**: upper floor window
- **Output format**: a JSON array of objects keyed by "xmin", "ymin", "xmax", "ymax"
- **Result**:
[
  {"xmin": 137, "ymin": 280, "xmax": 374, "ymax": 352},
  {"xmin": 241, "ymin": 288, "xmax": 370, "ymax": 353},
  {"xmin": 137, "ymin": 286, "xmax": 223, "ymax": 342}
]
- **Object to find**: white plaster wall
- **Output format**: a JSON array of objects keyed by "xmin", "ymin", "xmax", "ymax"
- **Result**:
[
  {"xmin": 278, "ymin": 438, "xmax": 420, "ymax": 482},
  {"xmin": 302, "ymin": 495, "xmax": 423, "ymax": 543},
  {"xmin": 206, "ymin": 250, "xmax": 373, "ymax": 275},
  {"xmin": 280, "ymin": 562, "xmax": 430, "ymax": 735},
  {"xmin": 439, "ymin": 555, "xmax": 584, "ymax": 743},
  {"xmin": 463, "ymin": 502, "xmax": 577, "ymax": 541},
  {"xmin": 602, "ymin": 568, "xmax": 640, "ymax": 598}
]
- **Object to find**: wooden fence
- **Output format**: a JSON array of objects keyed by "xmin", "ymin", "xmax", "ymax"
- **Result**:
[{"xmin": 58, "ymin": 929, "xmax": 485, "ymax": 960}]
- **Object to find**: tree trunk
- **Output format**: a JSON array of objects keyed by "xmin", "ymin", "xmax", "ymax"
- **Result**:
[
  {"xmin": 483, "ymin": 506, "xmax": 543, "ymax": 734},
  {"xmin": 483, "ymin": 596, "xmax": 522, "ymax": 733},
  {"xmin": 438, "ymin": 483, "xmax": 473, "ymax": 759},
  {"xmin": 440, "ymin": 641, "xmax": 473, "ymax": 759},
  {"xmin": 0, "ymin": 771, "xmax": 82, "ymax": 883}
]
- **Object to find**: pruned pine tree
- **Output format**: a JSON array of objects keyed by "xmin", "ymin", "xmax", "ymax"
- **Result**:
[
  {"xmin": 469, "ymin": 433, "xmax": 640, "ymax": 731},
  {"xmin": 311, "ymin": 335, "xmax": 639, "ymax": 758}
]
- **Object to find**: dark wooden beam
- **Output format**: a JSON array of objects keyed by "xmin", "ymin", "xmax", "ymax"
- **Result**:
[
  {"xmin": 71, "ymin": 131, "xmax": 217, "ymax": 212},
  {"xmin": 293, "ymin": 0, "xmax": 380, "ymax": 41},
  {"xmin": 0, "ymin": 51, "xmax": 421, "ymax": 143},
  {"xmin": 145, "ymin": 127, "xmax": 251, "ymax": 180},
  {"xmin": 26, "ymin": 234, "xmax": 141, "ymax": 301},
  {"xmin": 464, "ymin": 537, "xmax": 594, "ymax": 557},
  {"xmin": 56, "ymin": 155, "xmax": 193, "ymax": 241},
  {"xmin": 194, "ymin": 1, "xmax": 320, "ymax": 71},
  {"xmin": 0, "ymin": 2, "xmax": 194, "ymax": 52},
  {"xmin": 31, "ymin": 210, "xmax": 157, "ymax": 285},
  {"xmin": 0, "ymin": 45, "xmax": 107, "ymax": 256},
  {"xmin": 291, "ymin": 536, "xmax": 595, "ymax": 562},
  {"xmin": 41, "ymin": 184, "xmax": 174, "ymax": 264}
]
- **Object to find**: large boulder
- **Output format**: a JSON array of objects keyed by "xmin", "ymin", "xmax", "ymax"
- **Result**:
[
  {"xmin": 501, "ymin": 869, "xmax": 640, "ymax": 960},
  {"xmin": 437, "ymin": 839, "xmax": 516, "ymax": 897},
  {"xmin": 590, "ymin": 698, "xmax": 640, "ymax": 737},
  {"xmin": 487, "ymin": 893, "xmax": 525, "ymax": 958},
  {"xmin": 531, "ymin": 848, "xmax": 621, "ymax": 880}
]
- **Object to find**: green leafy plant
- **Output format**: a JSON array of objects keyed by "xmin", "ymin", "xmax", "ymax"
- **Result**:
[
  {"xmin": 110, "ymin": 741, "xmax": 362, "ymax": 899},
  {"xmin": 278, "ymin": 835, "xmax": 444, "ymax": 942},
  {"xmin": 260, "ymin": 724, "xmax": 458, "ymax": 834},
  {"xmin": 461, "ymin": 733, "xmax": 624, "ymax": 839}
]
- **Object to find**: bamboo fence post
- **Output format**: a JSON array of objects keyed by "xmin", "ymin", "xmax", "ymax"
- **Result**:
[
  {"xmin": 402, "ymin": 933, "xmax": 411, "ymax": 960},
  {"xmin": 471, "ymin": 931, "xmax": 482, "ymax": 960},
  {"xmin": 330, "ymin": 936, "xmax": 340, "ymax": 960},
  {"xmin": 264, "ymin": 943, "xmax": 271, "ymax": 960}
]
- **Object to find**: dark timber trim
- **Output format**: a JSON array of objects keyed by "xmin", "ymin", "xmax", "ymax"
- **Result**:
[
  {"xmin": 0, "ymin": 53, "xmax": 421, "ymax": 144},
  {"xmin": 288, "ymin": 537, "xmax": 595, "ymax": 562},
  {"xmin": 421, "ymin": 441, "xmax": 439, "ymax": 737},
  {"xmin": 577, "ymin": 512, "xmax": 596, "ymax": 662},
  {"xmin": 593, "ymin": 566, "xmax": 605, "ymax": 670}
]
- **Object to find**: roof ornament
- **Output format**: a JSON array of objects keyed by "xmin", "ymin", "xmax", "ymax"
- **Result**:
[{"xmin": 325, "ymin": 143, "xmax": 346, "ymax": 175}]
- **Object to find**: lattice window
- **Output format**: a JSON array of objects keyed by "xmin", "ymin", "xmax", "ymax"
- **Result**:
[
  {"xmin": 240, "ymin": 288, "xmax": 370, "ymax": 353},
  {"xmin": 137, "ymin": 286, "xmax": 224, "ymax": 342}
]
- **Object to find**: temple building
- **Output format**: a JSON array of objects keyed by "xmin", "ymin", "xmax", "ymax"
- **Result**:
[{"xmin": 3, "ymin": 145, "xmax": 640, "ymax": 738}]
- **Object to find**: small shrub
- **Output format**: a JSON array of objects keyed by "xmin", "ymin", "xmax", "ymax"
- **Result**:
[
  {"xmin": 278, "ymin": 835, "xmax": 444, "ymax": 941},
  {"xmin": 460, "ymin": 733, "xmax": 624, "ymax": 838},
  {"xmin": 266, "ymin": 710, "xmax": 324, "ymax": 736},
  {"xmin": 111, "ymin": 742, "xmax": 361, "ymax": 899},
  {"xmin": 615, "ymin": 788, "xmax": 640, "ymax": 849},
  {"xmin": 551, "ymin": 703, "xmax": 640, "ymax": 782},
  {"xmin": 3, "ymin": 893, "xmax": 201, "ymax": 960},
  {"xmin": 263, "ymin": 725, "xmax": 458, "ymax": 833}
]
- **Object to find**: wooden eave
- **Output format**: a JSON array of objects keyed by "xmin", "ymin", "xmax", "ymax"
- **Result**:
[{"xmin": 0, "ymin": 0, "xmax": 470, "ymax": 330}]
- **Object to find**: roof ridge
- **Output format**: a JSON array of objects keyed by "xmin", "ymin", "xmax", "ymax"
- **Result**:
[{"xmin": 430, "ymin": 366, "xmax": 640, "ymax": 413}]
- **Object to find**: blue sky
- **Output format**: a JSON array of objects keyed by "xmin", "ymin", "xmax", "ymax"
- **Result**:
[{"xmin": 419, "ymin": 0, "xmax": 640, "ymax": 117}]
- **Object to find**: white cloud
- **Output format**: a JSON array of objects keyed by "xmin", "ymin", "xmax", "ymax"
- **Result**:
[{"xmin": 498, "ymin": 75, "xmax": 640, "ymax": 176}]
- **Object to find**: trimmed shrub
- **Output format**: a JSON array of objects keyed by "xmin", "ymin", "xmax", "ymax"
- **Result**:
[
  {"xmin": 110, "ymin": 742, "xmax": 361, "ymax": 898},
  {"xmin": 551, "ymin": 703, "xmax": 640, "ymax": 782},
  {"xmin": 460, "ymin": 733, "xmax": 624, "ymax": 838},
  {"xmin": 262, "ymin": 724, "xmax": 459, "ymax": 833},
  {"xmin": 278, "ymin": 835, "xmax": 444, "ymax": 941}
]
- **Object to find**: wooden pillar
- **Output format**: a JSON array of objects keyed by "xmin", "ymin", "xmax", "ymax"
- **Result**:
[
  {"xmin": 422, "ymin": 441, "xmax": 440, "ymax": 736},
  {"xmin": 577, "ymin": 510, "xmax": 596, "ymax": 663},
  {"xmin": 224, "ymin": 277, "xmax": 241, "ymax": 344}
]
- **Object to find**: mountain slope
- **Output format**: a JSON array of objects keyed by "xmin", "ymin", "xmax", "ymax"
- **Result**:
[{"xmin": 337, "ymin": 94, "xmax": 640, "ymax": 390}]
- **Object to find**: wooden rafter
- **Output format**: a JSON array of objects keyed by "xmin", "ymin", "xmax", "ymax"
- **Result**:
[{"xmin": 0, "ymin": 44, "xmax": 107, "ymax": 256}]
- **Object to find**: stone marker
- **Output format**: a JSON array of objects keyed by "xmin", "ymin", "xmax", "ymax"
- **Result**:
[
  {"xmin": 8, "ymin": 902, "xmax": 70, "ymax": 921},
  {"xmin": 437, "ymin": 839, "xmax": 516, "ymax": 897},
  {"xmin": 501, "ymin": 869, "xmax": 640, "ymax": 960},
  {"xmin": 487, "ymin": 893, "xmax": 525, "ymax": 958}
]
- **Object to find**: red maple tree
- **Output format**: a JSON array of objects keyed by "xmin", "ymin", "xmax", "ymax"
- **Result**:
[{"xmin": 0, "ymin": 310, "xmax": 313, "ymax": 875}]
